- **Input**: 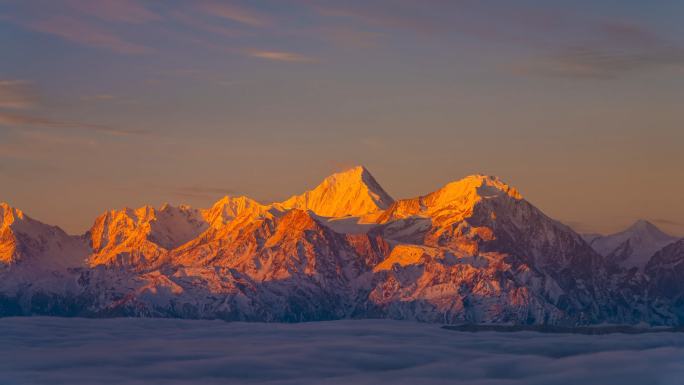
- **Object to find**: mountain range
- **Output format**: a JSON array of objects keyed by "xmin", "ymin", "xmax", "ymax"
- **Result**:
[{"xmin": 1, "ymin": 166, "xmax": 682, "ymax": 325}]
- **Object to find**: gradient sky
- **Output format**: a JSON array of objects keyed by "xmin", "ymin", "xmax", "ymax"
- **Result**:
[{"xmin": 1, "ymin": 0, "xmax": 683, "ymax": 236}]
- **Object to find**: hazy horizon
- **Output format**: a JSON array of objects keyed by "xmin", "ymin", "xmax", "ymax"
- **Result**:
[{"xmin": 1, "ymin": 0, "xmax": 683, "ymax": 236}]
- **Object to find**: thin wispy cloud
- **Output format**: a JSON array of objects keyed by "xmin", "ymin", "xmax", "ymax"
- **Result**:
[
  {"xmin": 0, "ymin": 111, "xmax": 147, "ymax": 136},
  {"xmin": 0, "ymin": 79, "xmax": 143, "ymax": 137},
  {"xmin": 0, "ymin": 129, "xmax": 98, "ymax": 160},
  {"xmin": 170, "ymin": 10, "xmax": 245, "ymax": 38},
  {"xmin": 248, "ymin": 50, "xmax": 315, "ymax": 62},
  {"xmin": 528, "ymin": 20, "xmax": 684, "ymax": 79},
  {"xmin": 28, "ymin": 16, "xmax": 150, "ymax": 54},
  {"xmin": 80, "ymin": 94, "xmax": 139, "ymax": 105},
  {"xmin": 0, "ymin": 80, "xmax": 38, "ymax": 109},
  {"xmin": 314, "ymin": 2, "xmax": 684, "ymax": 79},
  {"xmin": 530, "ymin": 47, "xmax": 684, "ymax": 79},
  {"xmin": 197, "ymin": 1, "xmax": 272, "ymax": 28},
  {"xmin": 315, "ymin": 4, "xmax": 435, "ymax": 34},
  {"xmin": 64, "ymin": 0, "xmax": 159, "ymax": 24}
]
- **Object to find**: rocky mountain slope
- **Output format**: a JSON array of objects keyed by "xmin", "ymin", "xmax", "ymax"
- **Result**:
[
  {"xmin": 0, "ymin": 167, "xmax": 682, "ymax": 325},
  {"xmin": 645, "ymin": 239, "xmax": 684, "ymax": 315}
]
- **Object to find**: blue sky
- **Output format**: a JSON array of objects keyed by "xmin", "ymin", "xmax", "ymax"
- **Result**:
[{"xmin": 1, "ymin": 0, "xmax": 683, "ymax": 234}]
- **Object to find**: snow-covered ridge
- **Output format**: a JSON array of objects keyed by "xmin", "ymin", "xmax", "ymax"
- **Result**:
[
  {"xmin": 0, "ymin": 167, "xmax": 683, "ymax": 326},
  {"xmin": 585, "ymin": 220, "xmax": 679, "ymax": 271}
]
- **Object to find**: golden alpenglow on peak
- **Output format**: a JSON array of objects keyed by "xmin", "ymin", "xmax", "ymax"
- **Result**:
[
  {"xmin": 429, "ymin": 174, "xmax": 523, "ymax": 206},
  {"xmin": 377, "ymin": 174, "xmax": 522, "ymax": 223},
  {"xmin": 0, "ymin": 202, "xmax": 25, "ymax": 228},
  {"xmin": 203, "ymin": 195, "xmax": 270, "ymax": 226},
  {"xmin": 280, "ymin": 166, "xmax": 394, "ymax": 218}
]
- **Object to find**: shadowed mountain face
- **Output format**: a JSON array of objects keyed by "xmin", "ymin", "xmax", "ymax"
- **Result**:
[
  {"xmin": 645, "ymin": 239, "xmax": 684, "ymax": 304},
  {"xmin": 0, "ymin": 167, "xmax": 682, "ymax": 325}
]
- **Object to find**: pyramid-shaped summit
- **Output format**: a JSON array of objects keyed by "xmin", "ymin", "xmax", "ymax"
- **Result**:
[
  {"xmin": 587, "ymin": 219, "xmax": 678, "ymax": 270},
  {"xmin": 280, "ymin": 165, "xmax": 394, "ymax": 217}
]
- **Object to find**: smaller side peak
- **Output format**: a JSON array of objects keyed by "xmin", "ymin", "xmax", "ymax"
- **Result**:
[
  {"xmin": 100, "ymin": 206, "xmax": 155, "ymax": 224},
  {"xmin": 204, "ymin": 195, "xmax": 266, "ymax": 225},
  {"xmin": 278, "ymin": 209, "xmax": 323, "ymax": 230},
  {"xmin": 159, "ymin": 203, "xmax": 195, "ymax": 212},
  {"xmin": 213, "ymin": 195, "xmax": 261, "ymax": 207},
  {"xmin": 625, "ymin": 219, "xmax": 673, "ymax": 238},
  {"xmin": 438, "ymin": 174, "xmax": 522, "ymax": 201},
  {"xmin": 630, "ymin": 219, "xmax": 655, "ymax": 229}
]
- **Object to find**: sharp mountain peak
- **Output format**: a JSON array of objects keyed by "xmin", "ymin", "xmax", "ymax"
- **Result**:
[
  {"xmin": 434, "ymin": 174, "xmax": 523, "ymax": 201},
  {"xmin": 280, "ymin": 165, "xmax": 394, "ymax": 218},
  {"xmin": 625, "ymin": 219, "xmax": 669, "ymax": 235}
]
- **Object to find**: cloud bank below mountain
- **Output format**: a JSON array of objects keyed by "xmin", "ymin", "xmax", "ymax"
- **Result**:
[{"xmin": 1, "ymin": 317, "xmax": 683, "ymax": 385}]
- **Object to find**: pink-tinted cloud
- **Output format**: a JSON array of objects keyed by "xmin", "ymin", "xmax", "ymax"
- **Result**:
[
  {"xmin": 197, "ymin": 2, "xmax": 272, "ymax": 28},
  {"xmin": 170, "ymin": 10, "xmax": 244, "ymax": 38},
  {"xmin": 28, "ymin": 16, "xmax": 150, "ymax": 54},
  {"xmin": 0, "ymin": 111, "xmax": 146, "ymax": 136},
  {"xmin": 0, "ymin": 80, "xmax": 38, "ymax": 109},
  {"xmin": 248, "ymin": 50, "xmax": 315, "ymax": 62}
]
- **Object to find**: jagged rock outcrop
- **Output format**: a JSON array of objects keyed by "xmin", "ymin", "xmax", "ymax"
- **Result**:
[{"xmin": 86, "ymin": 204, "xmax": 207, "ymax": 269}]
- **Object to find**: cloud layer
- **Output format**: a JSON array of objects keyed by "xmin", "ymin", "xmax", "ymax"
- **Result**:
[
  {"xmin": 4, "ymin": 0, "xmax": 682, "ymax": 78},
  {"xmin": 0, "ymin": 80, "xmax": 37, "ymax": 109},
  {"xmin": 1, "ymin": 318, "xmax": 683, "ymax": 385}
]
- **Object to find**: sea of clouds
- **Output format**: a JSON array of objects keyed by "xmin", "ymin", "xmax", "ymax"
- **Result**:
[{"xmin": 1, "ymin": 317, "xmax": 683, "ymax": 385}]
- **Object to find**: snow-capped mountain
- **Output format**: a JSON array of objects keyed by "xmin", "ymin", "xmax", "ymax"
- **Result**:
[
  {"xmin": 202, "ymin": 195, "xmax": 272, "ymax": 227},
  {"xmin": 367, "ymin": 175, "xmax": 617, "ymax": 324},
  {"xmin": 86, "ymin": 204, "xmax": 208, "ymax": 269},
  {"xmin": 0, "ymin": 202, "xmax": 88, "ymax": 269},
  {"xmin": 585, "ymin": 220, "xmax": 679, "ymax": 271},
  {"xmin": 0, "ymin": 167, "xmax": 682, "ymax": 325},
  {"xmin": 0, "ymin": 203, "xmax": 90, "ymax": 305},
  {"xmin": 280, "ymin": 166, "xmax": 394, "ymax": 218}
]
